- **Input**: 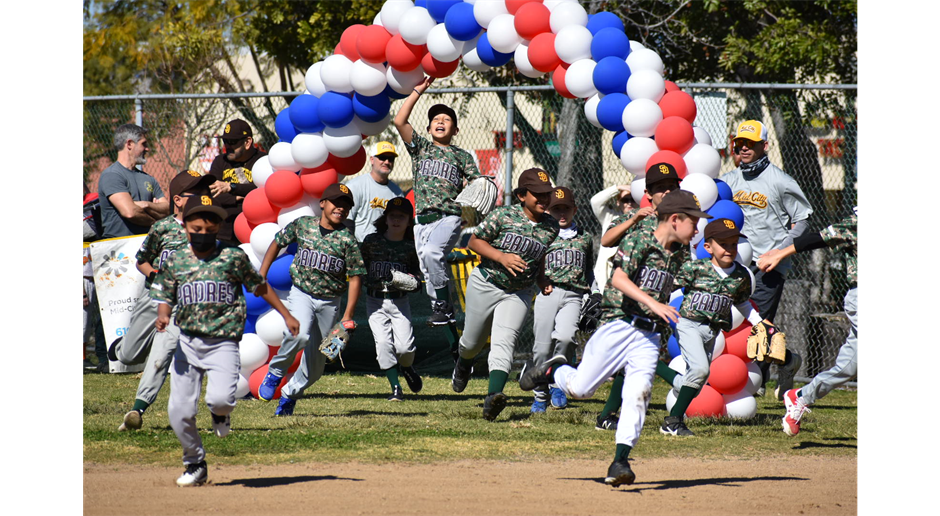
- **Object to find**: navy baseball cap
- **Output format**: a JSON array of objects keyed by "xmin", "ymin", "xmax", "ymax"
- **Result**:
[
  {"xmin": 321, "ymin": 183, "xmax": 355, "ymax": 205},
  {"xmin": 427, "ymin": 104, "xmax": 458, "ymax": 128}
]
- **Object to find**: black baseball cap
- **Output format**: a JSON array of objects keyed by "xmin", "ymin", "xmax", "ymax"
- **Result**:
[
  {"xmin": 657, "ymin": 190, "xmax": 711, "ymax": 219},
  {"xmin": 645, "ymin": 162, "xmax": 682, "ymax": 188},
  {"xmin": 222, "ymin": 119, "xmax": 252, "ymax": 139},
  {"xmin": 170, "ymin": 170, "xmax": 215, "ymax": 199},
  {"xmin": 518, "ymin": 168, "xmax": 555, "ymax": 194},
  {"xmin": 384, "ymin": 196, "xmax": 413, "ymax": 216},
  {"xmin": 548, "ymin": 186, "xmax": 575, "ymax": 209},
  {"xmin": 704, "ymin": 218, "xmax": 743, "ymax": 241},
  {"xmin": 321, "ymin": 183, "xmax": 355, "ymax": 205},
  {"xmin": 427, "ymin": 104, "xmax": 458, "ymax": 128},
  {"xmin": 182, "ymin": 194, "xmax": 228, "ymax": 220}
]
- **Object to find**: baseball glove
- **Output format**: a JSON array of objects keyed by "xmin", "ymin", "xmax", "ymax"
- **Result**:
[
  {"xmin": 456, "ymin": 177, "xmax": 498, "ymax": 217},
  {"xmin": 746, "ymin": 321, "xmax": 787, "ymax": 364},
  {"xmin": 389, "ymin": 269, "xmax": 420, "ymax": 292},
  {"xmin": 319, "ymin": 320, "xmax": 357, "ymax": 366},
  {"xmin": 577, "ymin": 293, "xmax": 603, "ymax": 333}
]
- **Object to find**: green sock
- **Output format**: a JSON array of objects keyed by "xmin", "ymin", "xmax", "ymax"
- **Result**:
[
  {"xmin": 384, "ymin": 367, "xmax": 401, "ymax": 389},
  {"xmin": 615, "ymin": 443, "xmax": 632, "ymax": 462},
  {"xmin": 132, "ymin": 399, "xmax": 149, "ymax": 413},
  {"xmin": 444, "ymin": 323, "xmax": 460, "ymax": 350},
  {"xmin": 434, "ymin": 287, "xmax": 450, "ymax": 304},
  {"xmin": 656, "ymin": 360, "xmax": 679, "ymax": 386},
  {"xmin": 488, "ymin": 370, "xmax": 509, "ymax": 394},
  {"xmin": 600, "ymin": 373, "xmax": 624, "ymax": 418},
  {"xmin": 458, "ymin": 356, "xmax": 474, "ymax": 369},
  {"xmin": 670, "ymin": 385, "xmax": 701, "ymax": 418}
]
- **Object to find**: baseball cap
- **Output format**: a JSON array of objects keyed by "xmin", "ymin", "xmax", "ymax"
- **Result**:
[
  {"xmin": 384, "ymin": 196, "xmax": 413, "ymax": 216},
  {"xmin": 427, "ymin": 104, "xmax": 458, "ymax": 128},
  {"xmin": 371, "ymin": 141, "xmax": 398, "ymax": 157},
  {"xmin": 517, "ymin": 168, "xmax": 555, "ymax": 194},
  {"xmin": 657, "ymin": 190, "xmax": 712, "ymax": 220},
  {"xmin": 548, "ymin": 186, "xmax": 575, "ymax": 209},
  {"xmin": 222, "ymin": 119, "xmax": 252, "ymax": 139},
  {"xmin": 735, "ymin": 120, "xmax": 768, "ymax": 142},
  {"xmin": 170, "ymin": 169, "xmax": 215, "ymax": 199},
  {"xmin": 321, "ymin": 183, "xmax": 355, "ymax": 205},
  {"xmin": 645, "ymin": 162, "xmax": 682, "ymax": 188},
  {"xmin": 182, "ymin": 194, "xmax": 227, "ymax": 220},
  {"xmin": 704, "ymin": 218, "xmax": 743, "ymax": 241}
]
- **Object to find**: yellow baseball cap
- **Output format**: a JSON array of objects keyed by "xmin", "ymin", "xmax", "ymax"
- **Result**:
[
  {"xmin": 371, "ymin": 141, "xmax": 398, "ymax": 157},
  {"xmin": 735, "ymin": 120, "xmax": 768, "ymax": 142}
]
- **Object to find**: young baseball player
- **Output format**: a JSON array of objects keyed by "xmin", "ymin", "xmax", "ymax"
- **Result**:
[
  {"xmin": 393, "ymin": 76, "xmax": 485, "ymax": 359},
  {"xmin": 360, "ymin": 197, "xmax": 424, "ymax": 401},
  {"xmin": 521, "ymin": 190, "xmax": 710, "ymax": 487},
  {"xmin": 658, "ymin": 218, "xmax": 763, "ymax": 436},
  {"xmin": 257, "ymin": 183, "xmax": 366, "ymax": 416},
  {"xmin": 452, "ymin": 168, "xmax": 559, "ymax": 421},
  {"xmin": 757, "ymin": 208, "xmax": 857, "ymax": 436},
  {"xmin": 152, "ymin": 194, "xmax": 299, "ymax": 487},
  {"xmin": 530, "ymin": 186, "xmax": 594, "ymax": 413},
  {"xmin": 111, "ymin": 170, "xmax": 215, "ymax": 431}
]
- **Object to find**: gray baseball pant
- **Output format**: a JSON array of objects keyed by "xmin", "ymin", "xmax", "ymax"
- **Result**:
[
  {"xmin": 115, "ymin": 288, "xmax": 165, "ymax": 365},
  {"xmin": 273, "ymin": 287, "xmax": 341, "ymax": 398},
  {"xmin": 458, "ymin": 268, "xmax": 535, "ymax": 374},
  {"xmin": 801, "ymin": 287, "xmax": 857, "ymax": 405},
  {"xmin": 414, "ymin": 215, "xmax": 463, "ymax": 298},
  {"xmin": 673, "ymin": 317, "xmax": 719, "ymax": 391},
  {"xmin": 367, "ymin": 296, "xmax": 416, "ymax": 370},
  {"xmin": 168, "ymin": 333, "xmax": 240, "ymax": 466},
  {"xmin": 532, "ymin": 286, "xmax": 583, "ymax": 365}
]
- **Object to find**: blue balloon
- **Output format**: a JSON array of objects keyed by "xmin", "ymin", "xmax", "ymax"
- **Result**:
[
  {"xmin": 244, "ymin": 314, "xmax": 257, "ymax": 334},
  {"xmin": 288, "ymin": 94, "xmax": 324, "ymax": 133},
  {"xmin": 587, "ymin": 12, "xmax": 625, "ymax": 35},
  {"xmin": 274, "ymin": 108, "xmax": 299, "ymax": 143},
  {"xmin": 596, "ymin": 93, "xmax": 631, "ymax": 132},
  {"xmin": 266, "ymin": 253, "xmax": 294, "ymax": 291},
  {"xmin": 696, "ymin": 238, "xmax": 712, "ymax": 259},
  {"xmin": 591, "ymin": 27, "xmax": 631, "ymax": 61},
  {"xmin": 352, "ymin": 92, "xmax": 392, "ymax": 123},
  {"xmin": 444, "ymin": 2, "xmax": 482, "ymax": 41},
  {"xmin": 707, "ymin": 199, "xmax": 745, "ymax": 229},
  {"xmin": 714, "ymin": 179, "xmax": 733, "ymax": 201},
  {"xmin": 427, "ymin": 0, "xmax": 462, "ymax": 23},
  {"xmin": 414, "ymin": 0, "xmax": 428, "ymax": 9},
  {"xmin": 384, "ymin": 83, "xmax": 409, "ymax": 100},
  {"xmin": 244, "ymin": 286, "xmax": 271, "ymax": 316},
  {"xmin": 476, "ymin": 33, "xmax": 513, "ymax": 67},
  {"xmin": 317, "ymin": 91, "xmax": 355, "ymax": 129},
  {"xmin": 612, "ymin": 130, "xmax": 632, "ymax": 156},
  {"xmin": 593, "ymin": 56, "xmax": 632, "ymax": 95},
  {"xmin": 285, "ymin": 242, "xmax": 298, "ymax": 255},
  {"xmin": 668, "ymin": 294, "xmax": 684, "ymax": 332},
  {"xmin": 667, "ymin": 334, "xmax": 680, "ymax": 359}
]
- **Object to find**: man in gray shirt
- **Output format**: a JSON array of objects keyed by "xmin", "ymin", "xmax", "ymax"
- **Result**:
[
  {"xmin": 98, "ymin": 124, "xmax": 169, "ymax": 238},
  {"xmin": 344, "ymin": 141, "xmax": 404, "ymax": 241}
]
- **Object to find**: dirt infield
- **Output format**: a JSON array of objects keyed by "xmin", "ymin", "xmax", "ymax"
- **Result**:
[{"xmin": 84, "ymin": 456, "xmax": 855, "ymax": 515}]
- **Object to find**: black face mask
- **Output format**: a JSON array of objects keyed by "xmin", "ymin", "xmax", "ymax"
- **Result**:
[{"xmin": 189, "ymin": 233, "xmax": 217, "ymax": 252}]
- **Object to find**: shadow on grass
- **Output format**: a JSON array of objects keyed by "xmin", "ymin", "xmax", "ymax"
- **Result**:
[
  {"xmin": 562, "ymin": 473, "xmax": 808, "ymax": 491},
  {"xmin": 294, "ymin": 392, "xmax": 485, "ymax": 402},
  {"xmin": 794, "ymin": 441, "xmax": 856, "ymax": 450},
  {"xmin": 216, "ymin": 475, "xmax": 364, "ymax": 488}
]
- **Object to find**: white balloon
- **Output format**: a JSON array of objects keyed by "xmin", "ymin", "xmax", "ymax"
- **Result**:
[
  {"xmin": 461, "ymin": 34, "xmax": 492, "ymax": 72},
  {"xmin": 373, "ymin": 12, "xmax": 384, "ymax": 27},
  {"xmin": 620, "ymin": 136, "xmax": 658, "ymax": 176},
  {"xmin": 254, "ymin": 308, "xmax": 288, "ymax": 348},
  {"xmin": 238, "ymin": 333, "xmax": 270, "ymax": 375},
  {"xmin": 238, "ymin": 243, "xmax": 262, "ymax": 271},
  {"xmin": 235, "ymin": 374, "xmax": 250, "ymax": 398},
  {"xmin": 630, "ymin": 177, "xmax": 646, "ymax": 205},
  {"xmin": 626, "ymin": 48, "xmax": 665, "ymax": 75},
  {"xmin": 399, "ymin": 6, "xmax": 437, "ymax": 46},
  {"xmin": 736, "ymin": 237, "xmax": 754, "ymax": 269},
  {"xmin": 669, "ymin": 288, "xmax": 684, "ymax": 304},
  {"xmin": 743, "ymin": 360, "xmax": 763, "ymax": 395},
  {"xmin": 679, "ymin": 172, "xmax": 718, "ymax": 211},
  {"xmin": 350, "ymin": 60, "xmax": 388, "ymax": 97},
  {"xmin": 693, "ymin": 126, "xmax": 713, "ymax": 147},
  {"xmin": 554, "ymin": 25, "xmax": 593, "ymax": 64},
  {"xmin": 665, "ymin": 388, "xmax": 677, "ymax": 413},
  {"xmin": 668, "ymin": 355, "xmax": 687, "ymax": 376},
  {"xmin": 730, "ymin": 304, "xmax": 744, "ymax": 331},
  {"xmin": 629, "ymin": 40, "xmax": 647, "ymax": 53},
  {"xmin": 380, "ymin": 0, "xmax": 414, "ymax": 36},
  {"xmin": 308, "ymin": 196, "xmax": 323, "ymax": 217},
  {"xmin": 723, "ymin": 389, "xmax": 757, "ymax": 419},
  {"xmin": 268, "ymin": 142, "xmax": 301, "ymax": 172},
  {"xmin": 584, "ymin": 93, "xmax": 603, "ymax": 128},
  {"xmin": 473, "ymin": 0, "xmax": 509, "ymax": 29},
  {"xmin": 621, "ymin": 98, "xmax": 662, "ymax": 138},
  {"xmin": 691, "ymin": 216, "xmax": 708, "ymax": 247},
  {"xmin": 387, "ymin": 65, "xmax": 426, "ymax": 95},
  {"xmin": 513, "ymin": 41, "xmax": 544, "ymax": 78},
  {"xmin": 683, "ymin": 143, "xmax": 722, "ymax": 179},
  {"xmin": 251, "ymin": 155, "xmax": 275, "ymax": 188},
  {"xmin": 323, "ymin": 123, "xmax": 364, "ymax": 158},
  {"xmin": 427, "ymin": 23, "xmax": 466, "ymax": 62},
  {"xmin": 545, "ymin": 0, "xmax": 576, "ymax": 10},
  {"xmin": 354, "ymin": 112, "xmax": 392, "ymax": 137},
  {"xmin": 626, "ymin": 68, "xmax": 666, "ymax": 102},
  {"xmin": 320, "ymin": 54, "xmax": 355, "ymax": 93},
  {"xmin": 304, "ymin": 62, "xmax": 327, "ymax": 97},
  {"xmin": 487, "ymin": 14, "xmax": 522, "ymax": 54},
  {"xmin": 713, "ymin": 332, "xmax": 726, "ymax": 358},
  {"xmin": 565, "ymin": 59, "xmax": 598, "ymax": 98},
  {"xmin": 277, "ymin": 196, "xmax": 317, "ymax": 228},
  {"xmin": 250, "ymin": 222, "xmax": 281, "ymax": 260},
  {"xmin": 290, "ymin": 132, "xmax": 328, "ymax": 169},
  {"xmin": 549, "ymin": 0, "xmax": 588, "ymax": 33}
]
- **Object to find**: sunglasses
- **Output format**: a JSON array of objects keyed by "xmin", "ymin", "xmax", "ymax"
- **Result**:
[
  {"xmin": 732, "ymin": 139, "xmax": 761, "ymax": 151},
  {"xmin": 222, "ymin": 137, "xmax": 247, "ymax": 146},
  {"xmin": 374, "ymin": 155, "xmax": 396, "ymax": 163}
]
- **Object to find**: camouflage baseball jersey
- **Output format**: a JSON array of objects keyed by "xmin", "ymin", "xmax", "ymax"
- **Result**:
[
  {"xmin": 474, "ymin": 204, "xmax": 559, "ymax": 292},
  {"xmin": 607, "ymin": 207, "xmax": 658, "ymax": 234},
  {"xmin": 404, "ymin": 133, "xmax": 482, "ymax": 217},
  {"xmin": 151, "ymin": 246, "xmax": 263, "ymax": 340},
  {"xmin": 274, "ymin": 216, "xmax": 366, "ymax": 298},
  {"xmin": 136, "ymin": 215, "xmax": 189, "ymax": 275},
  {"xmin": 543, "ymin": 228, "xmax": 594, "ymax": 294},
  {"xmin": 359, "ymin": 233, "xmax": 421, "ymax": 292},
  {"xmin": 674, "ymin": 259, "xmax": 752, "ymax": 331},
  {"xmin": 820, "ymin": 212, "xmax": 857, "ymax": 287}
]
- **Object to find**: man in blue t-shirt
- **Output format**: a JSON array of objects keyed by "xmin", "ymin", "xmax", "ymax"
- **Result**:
[{"xmin": 98, "ymin": 124, "xmax": 169, "ymax": 238}]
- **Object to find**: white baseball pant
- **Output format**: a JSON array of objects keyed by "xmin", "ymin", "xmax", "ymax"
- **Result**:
[
  {"xmin": 367, "ymin": 295, "xmax": 416, "ymax": 370},
  {"xmin": 414, "ymin": 214, "xmax": 463, "ymax": 297}
]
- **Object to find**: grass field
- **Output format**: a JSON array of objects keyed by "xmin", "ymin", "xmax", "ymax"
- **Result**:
[{"xmin": 83, "ymin": 370, "xmax": 857, "ymax": 467}]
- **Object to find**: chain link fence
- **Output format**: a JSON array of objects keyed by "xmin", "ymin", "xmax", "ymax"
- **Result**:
[{"xmin": 84, "ymin": 84, "xmax": 857, "ymax": 381}]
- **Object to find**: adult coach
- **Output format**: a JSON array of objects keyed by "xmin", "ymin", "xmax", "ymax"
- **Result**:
[
  {"xmin": 98, "ymin": 124, "xmax": 170, "ymax": 238},
  {"xmin": 721, "ymin": 120, "xmax": 813, "ymax": 399},
  {"xmin": 207, "ymin": 119, "xmax": 267, "ymax": 246},
  {"xmin": 343, "ymin": 141, "xmax": 404, "ymax": 241}
]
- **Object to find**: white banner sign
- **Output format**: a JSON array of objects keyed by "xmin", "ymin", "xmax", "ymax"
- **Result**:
[{"xmin": 89, "ymin": 235, "xmax": 147, "ymax": 373}]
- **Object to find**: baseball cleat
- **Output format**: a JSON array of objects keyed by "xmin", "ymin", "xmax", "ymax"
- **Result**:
[
  {"xmin": 258, "ymin": 372, "xmax": 283, "ymax": 401},
  {"xmin": 754, "ymin": 387, "xmax": 766, "ymax": 398},
  {"xmin": 451, "ymin": 360, "xmax": 471, "ymax": 393},
  {"xmin": 604, "ymin": 459, "xmax": 635, "ymax": 487},
  {"xmin": 775, "ymin": 351, "xmax": 803, "ymax": 400},
  {"xmin": 107, "ymin": 337, "xmax": 122, "ymax": 362},
  {"xmin": 275, "ymin": 396, "xmax": 296, "ymax": 417},
  {"xmin": 782, "ymin": 389, "xmax": 811, "ymax": 436},
  {"xmin": 388, "ymin": 385, "xmax": 404, "ymax": 402},
  {"xmin": 401, "ymin": 365, "xmax": 423, "ymax": 393},
  {"xmin": 595, "ymin": 414, "xmax": 618, "ymax": 431},
  {"xmin": 176, "ymin": 461, "xmax": 208, "ymax": 487},
  {"xmin": 549, "ymin": 387, "xmax": 568, "ymax": 409},
  {"xmin": 660, "ymin": 416, "xmax": 694, "ymax": 437},
  {"xmin": 427, "ymin": 300, "xmax": 456, "ymax": 327},
  {"xmin": 211, "ymin": 412, "xmax": 230, "ymax": 438},
  {"xmin": 118, "ymin": 410, "xmax": 142, "ymax": 432},
  {"xmin": 482, "ymin": 392, "xmax": 508, "ymax": 421},
  {"xmin": 530, "ymin": 399, "xmax": 547, "ymax": 413},
  {"xmin": 518, "ymin": 355, "xmax": 567, "ymax": 391}
]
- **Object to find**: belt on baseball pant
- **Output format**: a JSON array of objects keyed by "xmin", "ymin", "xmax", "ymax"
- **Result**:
[
  {"xmin": 623, "ymin": 313, "xmax": 668, "ymax": 335},
  {"xmin": 367, "ymin": 289, "xmax": 407, "ymax": 300},
  {"xmin": 416, "ymin": 210, "xmax": 445, "ymax": 225}
]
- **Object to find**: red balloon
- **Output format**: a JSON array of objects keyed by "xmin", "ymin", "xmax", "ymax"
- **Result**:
[
  {"xmin": 385, "ymin": 34, "xmax": 426, "ymax": 72},
  {"xmin": 664, "ymin": 80, "xmax": 680, "ymax": 93},
  {"xmin": 334, "ymin": 42, "xmax": 344, "ymax": 56},
  {"xmin": 357, "ymin": 25, "xmax": 393, "ymax": 64},
  {"xmin": 640, "ymin": 195, "xmax": 651, "ymax": 209},
  {"xmin": 654, "ymin": 116, "xmax": 695, "ymax": 155},
  {"xmin": 234, "ymin": 212, "xmax": 257, "ymax": 245},
  {"xmin": 327, "ymin": 145, "xmax": 367, "ymax": 175},
  {"xmin": 723, "ymin": 321, "xmax": 753, "ymax": 362},
  {"xmin": 422, "ymin": 52, "xmax": 459, "ymax": 78},
  {"xmin": 340, "ymin": 24, "xmax": 366, "ymax": 61},
  {"xmin": 242, "ymin": 189, "xmax": 281, "ymax": 225},
  {"xmin": 247, "ymin": 355, "xmax": 304, "ymax": 400},
  {"xmin": 405, "ymin": 189, "xmax": 417, "ymax": 217},
  {"xmin": 300, "ymin": 165, "xmax": 340, "ymax": 197},
  {"xmin": 551, "ymin": 63, "xmax": 576, "ymax": 99},
  {"xmin": 264, "ymin": 170, "xmax": 304, "ymax": 208},
  {"xmin": 707, "ymin": 354, "xmax": 749, "ymax": 395},
  {"xmin": 507, "ymin": 0, "xmax": 542, "ymax": 15},
  {"xmin": 645, "ymin": 150, "xmax": 687, "ymax": 179},
  {"xmin": 685, "ymin": 385, "xmax": 726, "ymax": 418},
  {"xmin": 528, "ymin": 33, "xmax": 561, "ymax": 73},
  {"xmin": 514, "ymin": 3, "xmax": 551, "ymax": 40},
  {"xmin": 659, "ymin": 90, "xmax": 697, "ymax": 124}
]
